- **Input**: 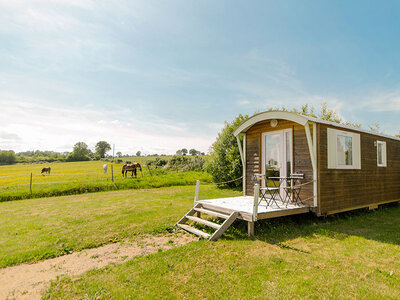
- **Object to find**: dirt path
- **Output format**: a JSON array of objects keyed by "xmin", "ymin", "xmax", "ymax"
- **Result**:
[{"xmin": 0, "ymin": 233, "xmax": 197, "ymax": 300}]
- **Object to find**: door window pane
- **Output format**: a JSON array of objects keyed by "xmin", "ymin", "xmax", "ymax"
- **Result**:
[
  {"xmin": 285, "ymin": 131, "xmax": 292, "ymax": 177},
  {"xmin": 265, "ymin": 134, "xmax": 280, "ymax": 178},
  {"xmin": 337, "ymin": 135, "xmax": 353, "ymax": 166}
]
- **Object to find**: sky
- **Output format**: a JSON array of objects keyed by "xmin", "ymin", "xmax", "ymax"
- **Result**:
[{"xmin": 1, "ymin": 0, "xmax": 400, "ymax": 155}]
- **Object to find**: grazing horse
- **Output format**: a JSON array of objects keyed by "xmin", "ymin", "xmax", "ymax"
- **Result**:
[
  {"xmin": 41, "ymin": 167, "xmax": 51, "ymax": 175},
  {"xmin": 103, "ymin": 164, "xmax": 108, "ymax": 174},
  {"xmin": 122, "ymin": 162, "xmax": 143, "ymax": 178}
]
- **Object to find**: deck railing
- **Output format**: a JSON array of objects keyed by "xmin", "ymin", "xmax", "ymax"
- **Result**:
[{"xmin": 253, "ymin": 184, "xmax": 259, "ymax": 221}]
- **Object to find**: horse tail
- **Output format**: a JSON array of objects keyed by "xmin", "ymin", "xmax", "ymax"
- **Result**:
[{"xmin": 49, "ymin": 167, "xmax": 51, "ymax": 174}]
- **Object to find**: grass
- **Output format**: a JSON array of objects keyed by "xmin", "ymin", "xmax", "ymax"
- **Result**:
[
  {"xmin": 44, "ymin": 203, "xmax": 400, "ymax": 299},
  {"xmin": 0, "ymin": 159, "xmax": 212, "ymax": 202},
  {"xmin": 0, "ymin": 185, "xmax": 240, "ymax": 268}
]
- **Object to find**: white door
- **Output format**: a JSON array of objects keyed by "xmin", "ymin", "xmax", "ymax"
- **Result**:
[{"xmin": 262, "ymin": 129, "xmax": 293, "ymax": 193}]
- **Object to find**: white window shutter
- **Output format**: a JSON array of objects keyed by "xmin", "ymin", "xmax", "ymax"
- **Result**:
[
  {"xmin": 327, "ymin": 128, "xmax": 336, "ymax": 169},
  {"xmin": 382, "ymin": 142, "xmax": 387, "ymax": 167},
  {"xmin": 352, "ymin": 133, "xmax": 361, "ymax": 169}
]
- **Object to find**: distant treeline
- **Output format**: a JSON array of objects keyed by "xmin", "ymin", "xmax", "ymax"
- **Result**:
[
  {"xmin": 0, "ymin": 146, "xmax": 206, "ymax": 165},
  {"xmin": 0, "ymin": 150, "xmax": 67, "ymax": 165}
]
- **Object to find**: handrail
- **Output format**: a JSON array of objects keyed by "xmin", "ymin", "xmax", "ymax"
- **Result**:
[{"xmin": 253, "ymin": 184, "xmax": 259, "ymax": 221}]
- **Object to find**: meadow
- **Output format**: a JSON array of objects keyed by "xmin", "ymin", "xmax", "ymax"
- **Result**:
[
  {"xmin": 0, "ymin": 185, "xmax": 240, "ymax": 268},
  {"xmin": 2, "ymin": 158, "xmax": 399, "ymax": 299},
  {"xmin": 0, "ymin": 158, "xmax": 212, "ymax": 202},
  {"xmin": 45, "ymin": 203, "xmax": 400, "ymax": 299},
  {"xmin": 0, "ymin": 183, "xmax": 398, "ymax": 298}
]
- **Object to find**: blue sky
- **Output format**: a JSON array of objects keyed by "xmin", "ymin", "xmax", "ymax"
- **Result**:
[{"xmin": 1, "ymin": 0, "xmax": 400, "ymax": 154}]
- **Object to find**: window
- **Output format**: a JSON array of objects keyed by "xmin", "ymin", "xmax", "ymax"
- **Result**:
[
  {"xmin": 327, "ymin": 128, "xmax": 361, "ymax": 169},
  {"xmin": 337, "ymin": 134, "xmax": 353, "ymax": 167},
  {"xmin": 377, "ymin": 141, "xmax": 387, "ymax": 167}
]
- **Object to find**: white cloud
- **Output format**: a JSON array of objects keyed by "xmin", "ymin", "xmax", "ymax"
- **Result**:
[
  {"xmin": 363, "ymin": 91, "xmax": 400, "ymax": 112},
  {"xmin": 0, "ymin": 131, "xmax": 21, "ymax": 142},
  {"xmin": 0, "ymin": 95, "xmax": 214, "ymax": 154},
  {"xmin": 237, "ymin": 100, "xmax": 250, "ymax": 106}
]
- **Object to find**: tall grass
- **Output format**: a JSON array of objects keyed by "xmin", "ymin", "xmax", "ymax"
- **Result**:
[
  {"xmin": 0, "ymin": 171, "xmax": 212, "ymax": 202},
  {"xmin": 0, "ymin": 160, "xmax": 212, "ymax": 202}
]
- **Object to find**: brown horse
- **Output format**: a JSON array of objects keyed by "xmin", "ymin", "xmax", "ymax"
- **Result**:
[
  {"xmin": 41, "ymin": 167, "xmax": 51, "ymax": 175},
  {"xmin": 122, "ymin": 163, "xmax": 143, "ymax": 178}
]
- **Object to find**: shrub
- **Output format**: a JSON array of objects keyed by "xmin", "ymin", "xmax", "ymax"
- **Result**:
[
  {"xmin": 0, "ymin": 150, "xmax": 17, "ymax": 164},
  {"xmin": 205, "ymin": 114, "xmax": 248, "ymax": 187},
  {"xmin": 147, "ymin": 157, "xmax": 168, "ymax": 169},
  {"xmin": 165, "ymin": 155, "xmax": 205, "ymax": 171}
]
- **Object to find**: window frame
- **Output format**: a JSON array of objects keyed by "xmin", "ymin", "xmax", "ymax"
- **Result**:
[
  {"xmin": 376, "ymin": 140, "xmax": 387, "ymax": 167},
  {"xmin": 327, "ymin": 128, "xmax": 361, "ymax": 170},
  {"xmin": 336, "ymin": 131, "xmax": 355, "ymax": 169}
]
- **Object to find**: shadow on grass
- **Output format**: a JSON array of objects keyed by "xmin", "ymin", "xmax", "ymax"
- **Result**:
[{"xmin": 219, "ymin": 202, "xmax": 400, "ymax": 246}]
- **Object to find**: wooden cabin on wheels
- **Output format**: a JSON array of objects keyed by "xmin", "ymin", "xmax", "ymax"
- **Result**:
[{"xmin": 177, "ymin": 111, "xmax": 400, "ymax": 240}]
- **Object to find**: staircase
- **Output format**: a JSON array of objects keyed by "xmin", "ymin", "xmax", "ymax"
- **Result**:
[{"xmin": 176, "ymin": 203, "xmax": 238, "ymax": 241}]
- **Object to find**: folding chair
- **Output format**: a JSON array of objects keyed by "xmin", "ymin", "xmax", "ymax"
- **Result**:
[
  {"xmin": 253, "ymin": 173, "xmax": 280, "ymax": 207},
  {"xmin": 284, "ymin": 174, "xmax": 304, "ymax": 206}
]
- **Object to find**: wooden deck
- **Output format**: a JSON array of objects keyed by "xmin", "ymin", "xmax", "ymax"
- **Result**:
[
  {"xmin": 196, "ymin": 196, "xmax": 310, "ymax": 222},
  {"xmin": 177, "ymin": 185, "xmax": 312, "ymax": 240}
]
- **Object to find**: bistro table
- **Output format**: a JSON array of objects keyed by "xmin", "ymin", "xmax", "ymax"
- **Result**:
[{"xmin": 269, "ymin": 174, "xmax": 305, "ymax": 207}]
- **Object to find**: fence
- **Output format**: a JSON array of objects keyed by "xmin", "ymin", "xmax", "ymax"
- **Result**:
[{"xmin": 0, "ymin": 164, "xmax": 213, "ymax": 202}]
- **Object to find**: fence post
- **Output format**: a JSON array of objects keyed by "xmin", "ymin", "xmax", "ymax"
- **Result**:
[
  {"xmin": 194, "ymin": 180, "xmax": 200, "ymax": 203},
  {"xmin": 111, "ymin": 165, "xmax": 114, "ymax": 182},
  {"xmin": 194, "ymin": 180, "xmax": 200, "ymax": 217},
  {"xmin": 30, "ymin": 172, "xmax": 33, "ymax": 194}
]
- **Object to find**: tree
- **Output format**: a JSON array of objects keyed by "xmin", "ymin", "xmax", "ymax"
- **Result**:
[
  {"xmin": 95, "ymin": 141, "xmax": 111, "ymax": 158},
  {"xmin": 369, "ymin": 122, "xmax": 381, "ymax": 133},
  {"xmin": 205, "ymin": 114, "xmax": 249, "ymax": 187},
  {"xmin": 116, "ymin": 151, "xmax": 122, "ymax": 157},
  {"xmin": 176, "ymin": 148, "xmax": 188, "ymax": 155},
  {"xmin": 298, "ymin": 102, "xmax": 361, "ymax": 128},
  {"xmin": 0, "ymin": 150, "xmax": 17, "ymax": 164},
  {"xmin": 189, "ymin": 149, "xmax": 201, "ymax": 156},
  {"xmin": 66, "ymin": 142, "xmax": 91, "ymax": 161},
  {"xmin": 136, "ymin": 151, "xmax": 141, "ymax": 157}
]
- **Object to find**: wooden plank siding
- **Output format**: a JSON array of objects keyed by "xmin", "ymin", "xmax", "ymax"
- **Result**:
[
  {"xmin": 244, "ymin": 119, "xmax": 314, "ymax": 206},
  {"xmin": 318, "ymin": 124, "xmax": 400, "ymax": 215}
]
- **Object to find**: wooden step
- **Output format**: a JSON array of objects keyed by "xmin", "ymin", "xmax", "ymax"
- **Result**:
[
  {"xmin": 194, "ymin": 207, "xmax": 230, "ymax": 219},
  {"xmin": 176, "ymin": 203, "xmax": 200, "ymax": 225},
  {"xmin": 186, "ymin": 216, "xmax": 221, "ymax": 229},
  {"xmin": 177, "ymin": 224, "xmax": 210, "ymax": 239},
  {"xmin": 210, "ymin": 212, "xmax": 238, "ymax": 241}
]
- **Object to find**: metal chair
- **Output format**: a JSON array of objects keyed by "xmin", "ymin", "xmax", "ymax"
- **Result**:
[
  {"xmin": 283, "ymin": 173, "xmax": 304, "ymax": 206},
  {"xmin": 254, "ymin": 173, "xmax": 282, "ymax": 208}
]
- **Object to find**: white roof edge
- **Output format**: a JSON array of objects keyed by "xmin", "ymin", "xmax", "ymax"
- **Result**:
[
  {"xmin": 233, "ymin": 111, "xmax": 309, "ymax": 136},
  {"xmin": 233, "ymin": 110, "xmax": 400, "ymax": 142}
]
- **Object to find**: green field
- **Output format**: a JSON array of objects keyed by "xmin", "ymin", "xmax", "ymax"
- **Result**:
[
  {"xmin": 31, "ymin": 197, "xmax": 398, "ymax": 299},
  {"xmin": 1, "ymin": 182, "xmax": 399, "ymax": 298},
  {"xmin": 0, "ymin": 185, "xmax": 240, "ymax": 268},
  {"xmin": 0, "ymin": 158, "xmax": 212, "ymax": 202}
]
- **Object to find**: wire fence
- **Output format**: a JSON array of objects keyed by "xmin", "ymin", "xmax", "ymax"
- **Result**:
[
  {"xmin": 0, "ymin": 165, "xmax": 159, "ymax": 193},
  {"xmin": 0, "ymin": 165, "xmax": 219, "ymax": 201}
]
